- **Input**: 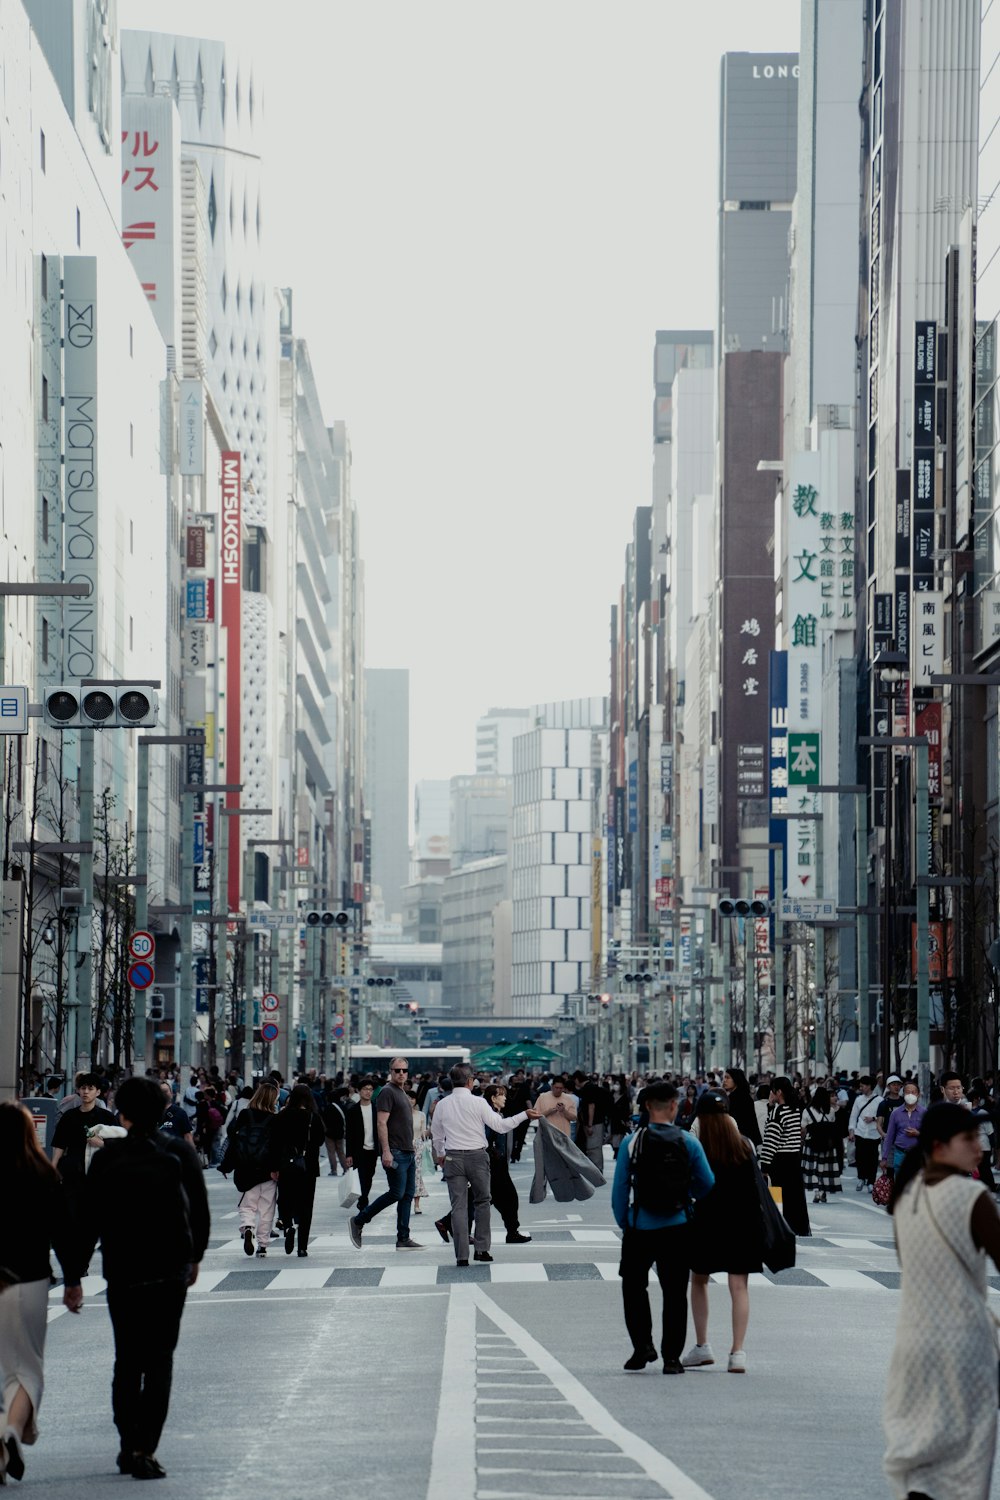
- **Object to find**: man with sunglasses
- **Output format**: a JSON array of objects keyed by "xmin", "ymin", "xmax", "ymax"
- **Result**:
[{"xmin": 348, "ymin": 1059, "xmax": 422, "ymax": 1250}]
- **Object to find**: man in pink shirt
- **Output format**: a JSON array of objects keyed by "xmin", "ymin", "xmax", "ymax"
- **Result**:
[{"xmin": 533, "ymin": 1077, "xmax": 577, "ymax": 1137}]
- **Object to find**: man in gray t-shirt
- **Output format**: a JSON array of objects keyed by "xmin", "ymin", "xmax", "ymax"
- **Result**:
[{"xmin": 348, "ymin": 1059, "xmax": 422, "ymax": 1250}]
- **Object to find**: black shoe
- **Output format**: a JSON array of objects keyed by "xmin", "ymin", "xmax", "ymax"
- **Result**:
[
  {"xmin": 473, "ymin": 1251, "xmax": 493, "ymax": 1262},
  {"xmin": 434, "ymin": 1218, "xmax": 451, "ymax": 1243},
  {"xmin": 297, "ymin": 1249, "xmax": 308, "ymax": 1257},
  {"xmin": 284, "ymin": 1225, "xmax": 296, "ymax": 1255},
  {"xmin": 348, "ymin": 1215, "xmax": 363, "ymax": 1249},
  {"xmin": 455, "ymin": 1259, "xmax": 470, "ymax": 1266},
  {"xmin": 623, "ymin": 1345, "xmax": 657, "ymax": 1371},
  {"xmin": 3, "ymin": 1431, "xmax": 25, "ymax": 1480},
  {"xmin": 117, "ymin": 1450, "xmax": 135, "ymax": 1476},
  {"xmin": 242, "ymin": 1227, "xmax": 254, "ymax": 1257},
  {"xmin": 662, "ymin": 1358, "xmax": 686, "ymax": 1375},
  {"xmin": 505, "ymin": 1231, "xmax": 531, "ymax": 1243},
  {"xmin": 131, "ymin": 1454, "xmax": 166, "ymax": 1480}
]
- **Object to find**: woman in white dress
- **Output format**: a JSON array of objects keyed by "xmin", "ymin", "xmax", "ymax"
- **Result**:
[
  {"xmin": 409, "ymin": 1092, "xmax": 428, "ymax": 1214},
  {"xmin": 884, "ymin": 1102, "xmax": 1000, "ymax": 1500}
]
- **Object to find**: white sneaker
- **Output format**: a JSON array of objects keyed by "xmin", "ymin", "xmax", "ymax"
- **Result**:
[
  {"xmin": 681, "ymin": 1342, "xmax": 715, "ymax": 1367},
  {"xmin": 728, "ymin": 1350, "xmax": 747, "ymax": 1374}
]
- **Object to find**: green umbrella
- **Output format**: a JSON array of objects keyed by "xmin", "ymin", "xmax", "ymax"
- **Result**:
[{"xmin": 472, "ymin": 1040, "xmax": 561, "ymax": 1068}]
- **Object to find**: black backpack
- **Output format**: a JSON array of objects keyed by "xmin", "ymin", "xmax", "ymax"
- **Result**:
[
  {"xmin": 627, "ymin": 1124, "xmax": 692, "ymax": 1221},
  {"xmin": 805, "ymin": 1109, "xmax": 839, "ymax": 1151},
  {"xmin": 231, "ymin": 1110, "xmax": 273, "ymax": 1189}
]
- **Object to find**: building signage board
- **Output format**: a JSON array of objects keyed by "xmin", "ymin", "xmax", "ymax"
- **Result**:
[
  {"xmin": 768, "ymin": 650, "xmax": 788, "ymax": 900},
  {"xmin": 912, "ymin": 592, "xmax": 944, "ymax": 694},
  {"xmin": 914, "ymin": 700, "xmax": 943, "ymax": 801},
  {"xmin": 777, "ymin": 896, "xmax": 838, "ymax": 923},
  {"xmin": 62, "ymin": 257, "xmax": 99, "ymax": 679},
  {"xmin": 179, "ymin": 379, "xmax": 204, "ymax": 475},
  {"xmin": 0, "ymin": 688, "xmax": 28, "ymax": 736},
  {"xmin": 736, "ymin": 744, "xmax": 765, "ymax": 798},
  {"xmin": 186, "ymin": 525, "xmax": 206, "ymax": 569},
  {"xmin": 786, "ymin": 453, "xmax": 825, "ymax": 896},
  {"xmin": 221, "ymin": 451, "xmax": 242, "ymax": 910},
  {"xmin": 121, "ymin": 96, "xmax": 177, "ymax": 341},
  {"xmin": 185, "ymin": 578, "xmax": 215, "ymax": 621}
]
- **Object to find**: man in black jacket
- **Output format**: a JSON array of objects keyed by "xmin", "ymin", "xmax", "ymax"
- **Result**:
[{"xmin": 70, "ymin": 1075, "xmax": 210, "ymax": 1481}]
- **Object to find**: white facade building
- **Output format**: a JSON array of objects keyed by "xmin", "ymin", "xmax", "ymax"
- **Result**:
[
  {"xmin": 511, "ymin": 699, "xmax": 607, "ymax": 1019},
  {"xmin": 476, "ymin": 707, "xmax": 534, "ymax": 776}
]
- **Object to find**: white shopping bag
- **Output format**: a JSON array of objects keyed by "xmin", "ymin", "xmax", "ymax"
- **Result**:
[{"xmin": 338, "ymin": 1167, "xmax": 361, "ymax": 1209}]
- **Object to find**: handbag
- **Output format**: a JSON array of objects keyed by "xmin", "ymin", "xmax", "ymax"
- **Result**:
[
  {"xmin": 753, "ymin": 1160, "xmax": 796, "ymax": 1273},
  {"xmin": 921, "ymin": 1181, "xmax": 1000, "ymax": 1405},
  {"xmin": 872, "ymin": 1171, "xmax": 892, "ymax": 1206},
  {"xmin": 338, "ymin": 1166, "xmax": 362, "ymax": 1210}
]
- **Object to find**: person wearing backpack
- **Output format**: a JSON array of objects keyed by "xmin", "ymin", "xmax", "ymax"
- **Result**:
[
  {"xmin": 220, "ymin": 1081, "xmax": 279, "ymax": 1257},
  {"xmin": 70, "ymin": 1075, "xmax": 210, "ymax": 1481},
  {"xmin": 610, "ymin": 1081, "xmax": 714, "ymax": 1375},
  {"xmin": 801, "ymin": 1085, "xmax": 843, "ymax": 1203}
]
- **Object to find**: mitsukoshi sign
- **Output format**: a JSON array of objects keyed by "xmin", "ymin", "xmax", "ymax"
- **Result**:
[{"xmin": 221, "ymin": 451, "xmax": 242, "ymax": 909}]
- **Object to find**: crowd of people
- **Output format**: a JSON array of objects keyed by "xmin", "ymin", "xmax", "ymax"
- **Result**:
[{"xmin": 5, "ymin": 1056, "xmax": 1000, "ymax": 1496}]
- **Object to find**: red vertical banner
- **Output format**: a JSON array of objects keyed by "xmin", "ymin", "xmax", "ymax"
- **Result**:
[
  {"xmin": 221, "ymin": 451, "xmax": 242, "ymax": 911},
  {"xmin": 914, "ymin": 700, "xmax": 942, "ymax": 802}
]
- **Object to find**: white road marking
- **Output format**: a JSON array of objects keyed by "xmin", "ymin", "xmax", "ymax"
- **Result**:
[
  {"xmin": 268, "ymin": 1266, "xmax": 332, "ymax": 1290},
  {"xmin": 488, "ymin": 1263, "xmax": 548, "ymax": 1283},
  {"xmin": 821, "ymin": 1236, "xmax": 889, "ymax": 1252},
  {"xmin": 380, "ymin": 1264, "xmax": 439, "ymax": 1288},
  {"xmin": 469, "ymin": 1286, "xmax": 718, "ymax": 1500},
  {"xmin": 47, "ymin": 1306, "xmax": 68, "ymax": 1323},
  {"xmin": 808, "ymin": 1269, "xmax": 884, "ymax": 1290},
  {"xmin": 569, "ymin": 1229, "xmax": 621, "ymax": 1243},
  {"xmin": 426, "ymin": 1284, "xmax": 477, "ymax": 1500}
]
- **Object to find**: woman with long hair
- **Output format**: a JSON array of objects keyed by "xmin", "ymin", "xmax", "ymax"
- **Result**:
[
  {"xmin": 0, "ymin": 1102, "xmax": 82, "ymax": 1483},
  {"xmin": 801, "ymin": 1084, "xmax": 843, "ymax": 1204},
  {"xmin": 683, "ymin": 1091, "xmax": 763, "ymax": 1374},
  {"xmin": 272, "ymin": 1084, "xmax": 325, "ymax": 1256},
  {"xmin": 883, "ymin": 1103, "xmax": 1000, "ymax": 1500},
  {"xmin": 759, "ymin": 1076, "xmax": 810, "ymax": 1237},
  {"xmin": 221, "ymin": 1080, "xmax": 279, "ymax": 1257},
  {"xmin": 721, "ymin": 1067, "xmax": 761, "ymax": 1148}
]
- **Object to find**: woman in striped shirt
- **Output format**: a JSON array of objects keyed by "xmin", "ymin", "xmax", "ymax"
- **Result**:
[{"xmin": 759, "ymin": 1077, "xmax": 811, "ymax": 1237}]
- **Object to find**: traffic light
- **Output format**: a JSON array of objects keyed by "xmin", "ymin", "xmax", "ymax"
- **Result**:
[
  {"xmin": 407, "ymin": 1001, "xmax": 419, "ymax": 1014},
  {"xmin": 304, "ymin": 910, "xmax": 350, "ymax": 928},
  {"xmin": 623, "ymin": 971, "xmax": 655, "ymax": 984},
  {"xmin": 338, "ymin": 939, "xmax": 348, "ymax": 976},
  {"xmin": 719, "ymin": 897, "xmax": 772, "ymax": 918},
  {"xmin": 599, "ymin": 993, "xmax": 611, "ymax": 1009},
  {"xmin": 43, "ymin": 683, "xmax": 159, "ymax": 729},
  {"xmin": 365, "ymin": 976, "xmax": 394, "ymax": 988},
  {"xmin": 147, "ymin": 992, "xmax": 165, "ymax": 1022}
]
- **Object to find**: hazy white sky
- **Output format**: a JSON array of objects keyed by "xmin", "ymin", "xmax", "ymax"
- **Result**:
[{"xmin": 123, "ymin": 0, "xmax": 800, "ymax": 790}]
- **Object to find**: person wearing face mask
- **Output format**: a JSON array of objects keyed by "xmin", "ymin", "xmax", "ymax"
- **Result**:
[{"xmin": 881, "ymin": 1083, "xmax": 926, "ymax": 1175}]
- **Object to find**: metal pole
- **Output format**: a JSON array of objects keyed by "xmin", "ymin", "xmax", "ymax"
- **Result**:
[
  {"xmin": 774, "ymin": 842, "xmax": 785, "ymax": 1075},
  {"xmin": 75, "ymin": 729, "xmax": 95, "ymax": 1071},
  {"xmin": 882, "ymin": 747, "xmax": 894, "ymax": 1076},
  {"xmin": 132, "ymin": 739, "xmax": 150, "ymax": 1070},
  {"xmin": 856, "ymin": 790, "xmax": 870, "ymax": 1073},
  {"xmin": 815, "ymin": 924, "xmax": 826, "ymax": 1072},
  {"xmin": 915, "ymin": 740, "xmax": 930, "ymax": 1098}
]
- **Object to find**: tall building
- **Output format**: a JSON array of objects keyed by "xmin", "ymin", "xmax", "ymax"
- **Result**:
[
  {"xmin": 365, "ymin": 668, "xmax": 410, "ymax": 920},
  {"xmin": 717, "ymin": 53, "xmax": 797, "ymax": 891},
  {"xmin": 718, "ymin": 52, "xmax": 799, "ymax": 356},
  {"xmin": 511, "ymin": 698, "xmax": 607, "ymax": 1019},
  {"xmin": 450, "ymin": 775, "xmax": 511, "ymax": 870},
  {"xmin": 441, "ymin": 856, "xmax": 511, "ymax": 1016}
]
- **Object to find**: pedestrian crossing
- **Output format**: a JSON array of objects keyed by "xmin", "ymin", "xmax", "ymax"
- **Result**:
[{"xmin": 53, "ymin": 1259, "xmax": 1000, "ymax": 1297}]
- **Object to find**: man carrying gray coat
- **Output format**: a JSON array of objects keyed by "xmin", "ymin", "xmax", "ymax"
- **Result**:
[{"xmin": 431, "ymin": 1065, "xmax": 538, "ymax": 1266}]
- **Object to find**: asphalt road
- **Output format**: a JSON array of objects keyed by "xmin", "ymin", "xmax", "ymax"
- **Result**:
[{"xmin": 16, "ymin": 1146, "xmax": 1000, "ymax": 1499}]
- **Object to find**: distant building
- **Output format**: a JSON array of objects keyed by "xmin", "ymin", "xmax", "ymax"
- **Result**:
[
  {"xmin": 511, "ymin": 699, "xmax": 608, "ymax": 1019},
  {"xmin": 476, "ymin": 708, "xmax": 534, "ymax": 775},
  {"xmin": 450, "ymin": 775, "xmax": 511, "ymax": 870},
  {"xmin": 365, "ymin": 668, "xmax": 410, "ymax": 920},
  {"xmin": 441, "ymin": 856, "xmax": 511, "ymax": 1015}
]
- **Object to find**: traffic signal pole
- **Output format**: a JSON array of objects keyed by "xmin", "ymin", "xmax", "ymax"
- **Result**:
[{"xmin": 75, "ymin": 728, "xmax": 95, "ymax": 1071}]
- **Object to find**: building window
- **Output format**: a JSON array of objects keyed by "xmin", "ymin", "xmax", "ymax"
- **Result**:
[
  {"xmin": 41, "ymin": 376, "xmax": 48, "ymax": 424},
  {"xmin": 129, "ymin": 616, "xmax": 134, "ymax": 650},
  {"xmin": 40, "ymin": 254, "xmax": 47, "ymax": 300},
  {"xmin": 42, "ymin": 495, "xmax": 49, "ymax": 543},
  {"xmin": 130, "ymin": 519, "xmax": 134, "ymax": 554},
  {"xmin": 76, "ymin": 208, "xmax": 81, "ymax": 247},
  {"xmin": 40, "ymin": 130, "xmax": 45, "ymax": 171},
  {"xmin": 41, "ymin": 616, "xmax": 49, "ymax": 664},
  {"xmin": 129, "ymin": 325, "xmax": 134, "ymax": 358},
  {"xmin": 129, "ymin": 422, "xmax": 134, "ymax": 457}
]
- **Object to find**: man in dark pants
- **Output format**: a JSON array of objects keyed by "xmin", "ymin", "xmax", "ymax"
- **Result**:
[
  {"xmin": 348, "ymin": 1059, "xmax": 422, "ymax": 1250},
  {"xmin": 610, "ymin": 1081, "xmax": 714, "ymax": 1374},
  {"xmin": 343, "ymin": 1077, "xmax": 380, "ymax": 1207},
  {"xmin": 70, "ymin": 1076, "xmax": 209, "ymax": 1480},
  {"xmin": 434, "ymin": 1082, "xmax": 532, "ymax": 1245}
]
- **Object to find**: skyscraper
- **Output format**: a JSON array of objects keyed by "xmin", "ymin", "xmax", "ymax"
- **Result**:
[{"xmin": 365, "ymin": 668, "xmax": 410, "ymax": 921}]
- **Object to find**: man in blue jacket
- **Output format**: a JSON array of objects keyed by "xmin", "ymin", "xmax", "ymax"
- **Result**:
[{"xmin": 611, "ymin": 1081, "xmax": 714, "ymax": 1373}]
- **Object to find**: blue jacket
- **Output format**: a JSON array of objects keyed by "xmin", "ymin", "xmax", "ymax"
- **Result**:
[{"xmin": 611, "ymin": 1123, "xmax": 715, "ymax": 1231}]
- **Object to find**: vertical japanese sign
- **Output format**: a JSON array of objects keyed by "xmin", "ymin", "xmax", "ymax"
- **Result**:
[
  {"xmin": 179, "ymin": 380, "xmax": 204, "ymax": 475},
  {"xmin": 221, "ymin": 451, "xmax": 242, "ymax": 911},
  {"xmin": 63, "ymin": 258, "xmax": 99, "ymax": 679},
  {"xmin": 768, "ymin": 651, "xmax": 788, "ymax": 899},
  {"xmin": 121, "ymin": 97, "xmax": 176, "ymax": 342},
  {"xmin": 912, "ymin": 320, "xmax": 939, "ymax": 701},
  {"xmin": 786, "ymin": 454, "xmax": 823, "ymax": 896}
]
